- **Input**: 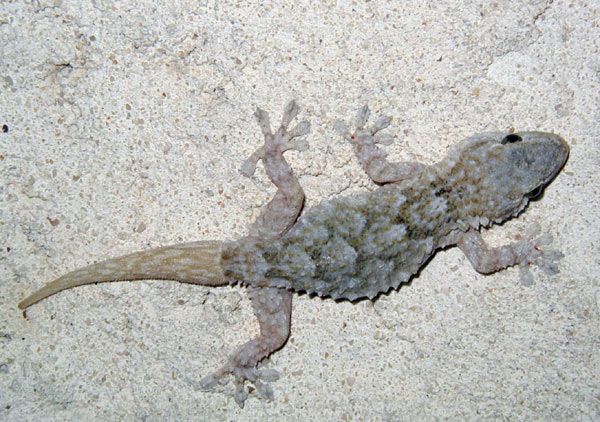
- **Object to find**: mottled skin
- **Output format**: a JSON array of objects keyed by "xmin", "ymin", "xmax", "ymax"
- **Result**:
[{"xmin": 19, "ymin": 101, "xmax": 569, "ymax": 407}]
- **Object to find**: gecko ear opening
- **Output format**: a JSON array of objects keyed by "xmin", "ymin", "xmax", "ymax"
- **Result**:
[{"xmin": 525, "ymin": 185, "xmax": 544, "ymax": 200}]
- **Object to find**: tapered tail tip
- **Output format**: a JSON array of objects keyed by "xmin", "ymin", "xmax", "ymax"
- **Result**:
[{"xmin": 19, "ymin": 293, "xmax": 41, "ymax": 310}]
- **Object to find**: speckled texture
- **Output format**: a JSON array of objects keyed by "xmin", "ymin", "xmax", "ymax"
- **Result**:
[
  {"xmin": 16, "ymin": 99, "xmax": 569, "ymax": 406},
  {"xmin": 3, "ymin": 0, "xmax": 600, "ymax": 420},
  {"xmin": 222, "ymin": 129, "xmax": 567, "ymax": 302}
]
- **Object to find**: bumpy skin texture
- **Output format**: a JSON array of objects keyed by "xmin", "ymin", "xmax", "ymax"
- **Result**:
[
  {"xmin": 222, "ymin": 109, "xmax": 569, "ymax": 302},
  {"xmin": 19, "ymin": 101, "xmax": 569, "ymax": 407}
]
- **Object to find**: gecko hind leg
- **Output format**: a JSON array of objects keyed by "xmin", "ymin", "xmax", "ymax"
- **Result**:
[
  {"xmin": 200, "ymin": 101, "xmax": 309, "ymax": 406},
  {"xmin": 335, "ymin": 105, "xmax": 426, "ymax": 184},
  {"xmin": 200, "ymin": 287, "xmax": 292, "ymax": 407}
]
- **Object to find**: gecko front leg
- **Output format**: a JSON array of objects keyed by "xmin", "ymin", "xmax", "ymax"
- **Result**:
[
  {"xmin": 336, "ymin": 105, "xmax": 427, "ymax": 184},
  {"xmin": 241, "ymin": 100, "xmax": 310, "ymax": 238},
  {"xmin": 200, "ymin": 100, "xmax": 310, "ymax": 406},
  {"xmin": 457, "ymin": 228, "xmax": 564, "ymax": 285}
]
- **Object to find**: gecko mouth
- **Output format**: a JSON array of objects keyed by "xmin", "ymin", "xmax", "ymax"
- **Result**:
[{"xmin": 546, "ymin": 134, "xmax": 570, "ymax": 184}]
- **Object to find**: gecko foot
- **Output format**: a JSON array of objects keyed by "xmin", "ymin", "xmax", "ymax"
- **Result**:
[
  {"xmin": 240, "ymin": 100, "xmax": 311, "ymax": 177},
  {"xmin": 199, "ymin": 364, "xmax": 280, "ymax": 407},
  {"xmin": 198, "ymin": 287, "xmax": 291, "ymax": 407},
  {"xmin": 517, "ymin": 225, "xmax": 564, "ymax": 286},
  {"xmin": 334, "ymin": 105, "xmax": 395, "ymax": 147}
]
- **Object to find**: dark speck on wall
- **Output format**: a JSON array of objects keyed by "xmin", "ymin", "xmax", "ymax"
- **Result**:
[{"xmin": 2, "ymin": 124, "xmax": 8, "ymax": 133}]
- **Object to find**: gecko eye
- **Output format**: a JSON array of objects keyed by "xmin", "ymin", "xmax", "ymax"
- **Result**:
[
  {"xmin": 501, "ymin": 134, "xmax": 522, "ymax": 144},
  {"xmin": 525, "ymin": 185, "xmax": 544, "ymax": 199}
]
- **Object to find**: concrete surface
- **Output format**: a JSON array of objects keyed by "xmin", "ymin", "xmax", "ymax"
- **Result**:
[{"xmin": 1, "ymin": 0, "xmax": 599, "ymax": 420}]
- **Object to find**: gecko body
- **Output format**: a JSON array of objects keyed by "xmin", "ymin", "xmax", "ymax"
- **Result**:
[{"xmin": 19, "ymin": 101, "xmax": 569, "ymax": 407}]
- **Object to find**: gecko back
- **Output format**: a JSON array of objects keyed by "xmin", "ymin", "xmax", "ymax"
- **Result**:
[{"xmin": 222, "ymin": 177, "xmax": 451, "ymax": 300}]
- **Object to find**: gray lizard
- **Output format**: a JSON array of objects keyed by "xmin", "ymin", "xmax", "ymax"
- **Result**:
[{"xmin": 19, "ymin": 101, "xmax": 569, "ymax": 407}]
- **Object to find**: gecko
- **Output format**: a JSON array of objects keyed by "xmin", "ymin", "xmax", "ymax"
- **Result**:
[{"xmin": 18, "ymin": 101, "xmax": 569, "ymax": 407}]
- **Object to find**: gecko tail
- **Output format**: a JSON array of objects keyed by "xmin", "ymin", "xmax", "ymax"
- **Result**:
[{"xmin": 18, "ymin": 241, "xmax": 227, "ymax": 310}]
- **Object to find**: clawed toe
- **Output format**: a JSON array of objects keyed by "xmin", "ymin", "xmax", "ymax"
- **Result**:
[
  {"xmin": 288, "ymin": 120, "xmax": 311, "ymax": 140},
  {"xmin": 241, "ymin": 100, "xmax": 311, "ymax": 178},
  {"xmin": 355, "ymin": 105, "xmax": 370, "ymax": 129},
  {"xmin": 280, "ymin": 99, "xmax": 300, "ymax": 129},
  {"xmin": 371, "ymin": 115, "xmax": 392, "ymax": 135},
  {"xmin": 518, "ymin": 229, "xmax": 564, "ymax": 285},
  {"xmin": 337, "ymin": 105, "xmax": 394, "ymax": 146},
  {"xmin": 200, "ymin": 365, "xmax": 280, "ymax": 408}
]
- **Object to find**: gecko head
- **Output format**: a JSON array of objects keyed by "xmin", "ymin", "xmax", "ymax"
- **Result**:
[{"xmin": 447, "ymin": 131, "xmax": 569, "ymax": 225}]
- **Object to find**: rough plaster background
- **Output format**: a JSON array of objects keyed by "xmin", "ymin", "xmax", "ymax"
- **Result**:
[{"xmin": 1, "ymin": 1, "xmax": 599, "ymax": 420}]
